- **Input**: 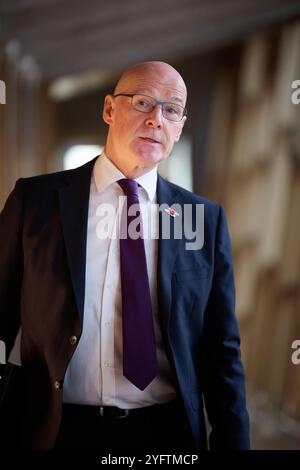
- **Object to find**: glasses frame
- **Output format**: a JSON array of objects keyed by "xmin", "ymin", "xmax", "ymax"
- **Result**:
[{"xmin": 113, "ymin": 93, "xmax": 187, "ymax": 122}]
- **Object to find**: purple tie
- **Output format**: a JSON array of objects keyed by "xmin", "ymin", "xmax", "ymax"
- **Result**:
[{"xmin": 118, "ymin": 178, "xmax": 158, "ymax": 391}]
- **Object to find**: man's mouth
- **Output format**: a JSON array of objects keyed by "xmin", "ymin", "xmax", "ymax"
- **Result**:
[{"xmin": 140, "ymin": 137, "xmax": 160, "ymax": 144}]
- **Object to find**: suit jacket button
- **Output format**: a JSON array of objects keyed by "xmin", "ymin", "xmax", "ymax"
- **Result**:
[
  {"xmin": 54, "ymin": 380, "xmax": 61, "ymax": 390},
  {"xmin": 69, "ymin": 335, "xmax": 78, "ymax": 346}
]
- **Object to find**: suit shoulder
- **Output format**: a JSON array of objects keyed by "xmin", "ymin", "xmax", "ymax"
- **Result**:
[
  {"xmin": 17, "ymin": 168, "xmax": 74, "ymax": 189},
  {"xmin": 15, "ymin": 157, "xmax": 96, "ymax": 193}
]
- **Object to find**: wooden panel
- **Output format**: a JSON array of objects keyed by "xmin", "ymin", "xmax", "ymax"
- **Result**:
[
  {"xmin": 279, "ymin": 173, "xmax": 300, "ymax": 289},
  {"xmin": 273, "ymin": 23, "xmax": 300, "ymax": 130},
  {"xmin": 281, "ymin": 293, "xmax": 300, "ymax": 419},
  {"xmin": 246, "ymin": 271, "xmax": 277, "ymax": 388},
  {"xmin": 234, "ymin": 243, "xmax": 260, "ymax": 320},
  {"xmin": 231, "ymin": 101, "xmax": 260, "ymax": 175},
  {"xmin": 267, "ymin": 296, "xmax": 296, "ymax": 406},
  {"xmin": 258, "ymin": 136, "xmax": 292, "ymax": 268},
  {"xmin": 239, "ymin": 33, "xmax": 270, "ymax": 100},
  {"xmin": 205, "ymin": 63, "xmax": 236, "ymax": 201}
]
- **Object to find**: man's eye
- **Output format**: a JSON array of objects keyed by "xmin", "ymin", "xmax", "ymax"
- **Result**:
[
  {"xmin": 165, "ymin": 106, "xmax": 180, "ymax": 115},
  {"xmin": 138, "ymin": 99, "xmax": 151, "ymax": 108}
]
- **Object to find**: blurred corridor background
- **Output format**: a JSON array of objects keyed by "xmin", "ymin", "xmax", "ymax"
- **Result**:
[{"xmin": 1, "ymin": 0, "xmax": 300, "ymax": 449}]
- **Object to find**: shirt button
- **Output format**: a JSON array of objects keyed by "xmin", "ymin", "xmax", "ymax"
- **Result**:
[
  {"xmin": 107, "ymin": 283, "xmax": 112, "ymax": 289},
  {"xmin": 69, "ymin": 335, "xmax": 78, "ymax": 346},
  {"xmin": 54, "ymin": 380, "xmax": 61, "ymax": 390},
  {"xmin": 104, "ymin": 322, "xmax": 110, "ymax": 327},
  {"xmin": 104, "ymin": 361, "xmax": 109, "ymax": 367}
]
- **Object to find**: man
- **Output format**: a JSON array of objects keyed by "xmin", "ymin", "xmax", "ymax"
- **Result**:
[{"xmin": 0, "ymin": 61, "xmax": 249, "ymax": 450}]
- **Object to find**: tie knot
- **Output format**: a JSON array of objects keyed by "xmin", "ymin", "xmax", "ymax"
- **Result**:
[{"xmin": 118, "ymin": 179, "xmax": 139, "ymax": 198}]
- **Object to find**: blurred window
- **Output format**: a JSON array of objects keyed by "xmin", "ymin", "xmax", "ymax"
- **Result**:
[{"xmin": 63, "ymin": 144, "xmax": 103, "ymax": 170}]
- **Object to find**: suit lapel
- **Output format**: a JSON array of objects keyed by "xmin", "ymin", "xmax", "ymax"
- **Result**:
[
  {"xmin": 156, "ymin": 175, "xmax": 182, "ymax": 333},
  {"xmin": 59, "ymin": 157, "xmax": 97, "ymax": 324}
]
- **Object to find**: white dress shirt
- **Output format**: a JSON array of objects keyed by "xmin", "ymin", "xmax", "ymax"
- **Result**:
[{"xmin": 63, "ymin": 153, "xmax": 177, "ymax": 408}]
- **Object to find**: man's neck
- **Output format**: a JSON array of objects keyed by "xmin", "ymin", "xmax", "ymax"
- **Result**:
[{"xmin": 104, "ymin": 148, "xmax": 158, "ymax": 179}]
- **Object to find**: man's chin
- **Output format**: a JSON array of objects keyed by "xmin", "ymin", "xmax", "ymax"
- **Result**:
[{"xmin": 136, "ymin": 151, "xmax": 165, "ymax": 165}]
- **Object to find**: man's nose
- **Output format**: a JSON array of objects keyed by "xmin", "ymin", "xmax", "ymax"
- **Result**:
[{"xmin": 145, "ymin": 105, "xmax": 163, "ymax": 129}]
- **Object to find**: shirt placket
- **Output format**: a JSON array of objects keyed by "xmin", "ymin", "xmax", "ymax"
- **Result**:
[{"xmin": 100, "ymin": 201, "xmax": 121, "ymax": 405}]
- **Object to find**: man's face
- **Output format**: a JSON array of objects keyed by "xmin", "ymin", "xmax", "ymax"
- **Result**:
[{"xmin": 103, "ymin": 63, "xmax": 187, "ymax": 176}]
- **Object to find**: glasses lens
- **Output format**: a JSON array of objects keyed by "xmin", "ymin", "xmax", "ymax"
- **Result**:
[
  {"xmin": 131, "ymin": 94, "xmax": 185, "ymax": 121},
  {"xmin": 162, "ymin": 103, "xmax": 184, "ymax": 121},
  {"xmin": 132, "ymin": 95, "xmax": 154, "ymax": 113}
]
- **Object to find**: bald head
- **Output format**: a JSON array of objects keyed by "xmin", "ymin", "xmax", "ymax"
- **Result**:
[
  {"xmin": 114, "ymin": 61, "xmax": 187, "ymax": 105},
  {"xmin": 103, "ymin": 60, "xmax": 187, "ymax": 178}
]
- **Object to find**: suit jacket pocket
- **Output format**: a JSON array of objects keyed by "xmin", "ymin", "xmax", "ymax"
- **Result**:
[{"xmin": 174, "ymin": 267, "xmax": 208, "ymax": 282}]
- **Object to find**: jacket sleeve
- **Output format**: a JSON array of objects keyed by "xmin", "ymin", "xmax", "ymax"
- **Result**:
[
  {"xmin": 201, "ymin": 205, "xmax": 250, "ymax": 449},
  {"xmin": 0, "ymin": 180, "xmax": 24, "ymax": 359}
]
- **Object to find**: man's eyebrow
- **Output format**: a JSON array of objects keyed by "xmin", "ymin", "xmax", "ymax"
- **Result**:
[
  {"xmin": 133, "ymin": 89, "xmax": 185, "ymax": 105},
  {"xmin": 169, "ymin": 96, "xmax": 185, "ymax": 105}
]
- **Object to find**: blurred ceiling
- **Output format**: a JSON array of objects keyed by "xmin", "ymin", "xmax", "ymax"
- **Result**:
[{"xmin": 1, "ymin": 0, "xmax": 300, "ymax": 79}]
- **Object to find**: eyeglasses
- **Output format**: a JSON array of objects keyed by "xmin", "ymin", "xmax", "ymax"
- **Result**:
[{"xmin": 113, "ymin": 93, "xmax": 187, "ymax": 122}]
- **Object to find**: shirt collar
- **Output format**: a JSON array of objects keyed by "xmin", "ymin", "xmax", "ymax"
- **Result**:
[{"xmin": 93, "ymin": 152, "xmax": 157, "ymax": 202}]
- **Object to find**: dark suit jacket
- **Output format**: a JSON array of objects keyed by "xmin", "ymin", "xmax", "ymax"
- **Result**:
[{"xmin": 0, "ymin": 157, "xmax": 249, "ymax": 449}]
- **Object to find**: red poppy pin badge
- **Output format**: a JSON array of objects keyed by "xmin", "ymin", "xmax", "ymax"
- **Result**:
[{"xmin": 164, "ymin": 207, "xmax": 179, "ymax": 218}]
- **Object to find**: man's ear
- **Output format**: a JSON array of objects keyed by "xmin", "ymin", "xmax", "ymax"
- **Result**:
[
  {"xmin": 102, "ymin": 95, "xmax": 115, "ymax": 125},
  {"xmin": 174, "ymin": 116, "xmax": 187, "ymax": 142}
]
